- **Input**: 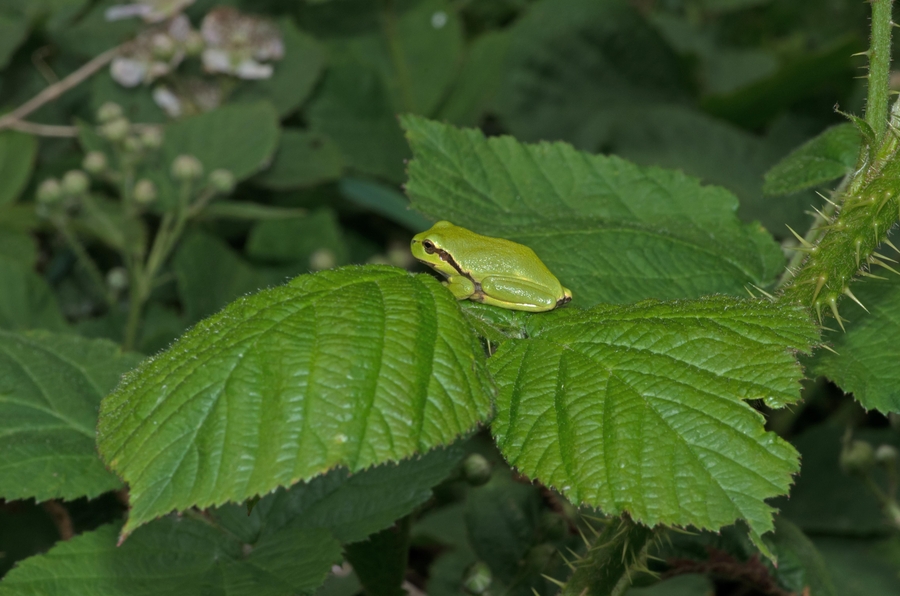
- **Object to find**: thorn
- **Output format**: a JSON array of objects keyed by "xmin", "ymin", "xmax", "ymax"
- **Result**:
[
  {"xmin": 819, "ymin": 344, "xmax": 839, "ymax": 355},
  {"xmin": 815, "ymin": 301, "xmax": 823, "ymax": 325},
  {"xmin": 872, "ymin": 251, "xmax": 898, "ymax": 263},
  {"xmin": 812, "ymin": 275, "xmax": 828, "ymax": 304},
  {"xmin": 744, "ymin": 285, "xmax": 757, "ymax": 299},
  {"xmin": 870, "ymin": 256, "xmax": 900, "ymax": 276},
  {"xmin": 786, "ymin": 225, "xmax": 814, "ymax": 248},
  {"xmin": 816, "ymin": 191, "xmax": 839, "ymax": 208},
  {"xmin": 851, "ymin": 50, "xmax": 870, "ymax": 57},
  {"xmin": 854, "ymin": 75, "xmax": 870, "ymax": 80},
  {"xmin": 843, "ymin": 287, "xmax": 870, "ymax": 313},
  {"xmin": 828, "ymin": 298, "xmax": 846, "ymax": 331},
  {"xmin": 859, "ymin": 270, "xmax": 888, "ymax": 280},
  {"xmin": 541, "ymin": 575, "xmax": 567, "ymax": 589},
  {"xmin": 566, "ymin": 547, "xmax": 583, "ymax": 563},
  {"xmin": 883, "ymin": 238, "xmax": 900, "ymax": 255},
  {"xmin": 810, "ymin": 205, "xmax": 830, "ymax": 220},
  {"xmin": 577, "ymin": 527, "xmax": 591, "ymax": 549},
  {"xmin": 875, "ymin": 191, "xmax": 894, "ymax": 216},
  {"xmin": 750, "ymin": 284, "xmax": 775, "ymax": 300},
  {"xmin": 819, "ymin": 324, "xmax": 838, "ymax": 333},
  {"xmin": 559, "ymin": 552, "xmax": 577, "ymax": 571}
]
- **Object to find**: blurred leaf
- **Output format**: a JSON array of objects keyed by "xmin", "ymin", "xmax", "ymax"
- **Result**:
[
  {"xmin": 345, "ymin": 523, "xmax": 409, "ymax": 596},
  {"xmin": 807, "ymin": 276, "xmax": 900, "ymax": 414},
  {"xmin": 301, "ymin": 0, "xmax": 464, "ymax": 115},
  {"xmin": 764, "ymin": 123, "xmax": 860, "ymax": 196},
  {"xmin": 255, "ymin": 130, "xmax": 344, "ymax": 190},
  {"xmin": 775, "ymin": 426, "xmax": 900, "ymax": 535},
  {"xmin": 703, "ymin": 38, "xmax": 859, "ymax": 129},
  {"xmin": 402, "ymin": 116, "xmax": 784, "ymax": 306},
  {"xmin": 0, "ymin": 257, "xmax": 67, "ymax": 332},
  {"xmin": 0, "ymin": 12, "xmax": 29, "ymax": 69},
  {"xmin": 0, "ymin": 331, "xmax": 141, "ymax": 502},
  {"xmin": 173, "ymin": 231, "xmax": 294, "ymax": 323},
  {"xmin": 246, "ymin": 208, "xmax": 347, "ymax": 266},
  {"xmin": 495, "ymin": 0, "xmax": 689, "ymax": 146},
  {"xmin": 97, "ymin": 266, "xmax": 494, "ymax": 536},
  {"xmin": 438, "ymin": 31, "xmax": 511, "ymax": 126},
  {"xmin": 0, "ymin": 228, "xmax": 37, "ymax": 265},
  {"xmin": 51, "ymin": 2, "xmax": 141, "ymax": 58},
  {"xmin": 625, "ymin": 574, "xmax": 714, "ymax": 595},
  {"xmin": 231, "ymin": 19, "xmax": 326, "ymax": 117},
  {"xmin": 215, "ymin": 445, "xmax": 464, "ymax": 545},
  {"xmin": 0, "ymin": 131, "xmax": 38, "ymax": 206},
  {"xmin": 764, "ymin": 517, "xmax": 837, "ymax": 596},
  {"xmin": 812, "ymin": 536, "xmax": 900, "ymax": 596},
  {"xmin": 308, "ymin": 61, "xmax": 410, "ymax": 182},
  {"xmin": 0, "ymin": 519, "xmax": 341, "ymax": 596},
  {"xmin": 339, "ymin": 177, "xmax": 432, "ymax": 231},
  {"xmin": 490, "ymin": 297, "xmax": 818, "ymax": 555},
  {"xmin": 700, "ymin": 0, "xmax": 774, "ymax": 12},
  {"xmin": 197, "ymin": 200, "xmax": 307, "ymax": 221},
  {"xmin": 0, "ymin": 501, "xmax": 60, "ymax": 577}
]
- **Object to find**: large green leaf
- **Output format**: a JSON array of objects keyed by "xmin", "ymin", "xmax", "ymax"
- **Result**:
[
  {"xmin": 402, "ymin": 115, "xmax": 784, "ymax": 306},
  {"xmin": 254, "ymin": 130, "xmax": 344, "ymax": 190},
  {"xmin": 812, "ymin": 536, "xmax": 900, "ymax": 596},
  {"xmin": 245, "ymin": 209, "xmax": 348, "ymax": 266},
  {"xmin": 0, "ymin": 331, "xmax": 141, "ymax": 502},
  {"xmin": 0, "ymin": 257, "xmax": 67, "ymax": 332},
  {"xmin": 0, "ymin": 131, "xmax": 38, "ymax": 205},
  {"xmin": 97, "ymin": 266, "xmax": 494, "ymax": 536},
  {"xmin": 0, "ymin": 519, "xmax": 341, "ymax": 596},
  {"xmin": 763, "ymin": 123, "xmax": 861, "ymax": 196},
  {"xmin": 489, "ymin": 296, "xmax": 818, "ymax": 555},
  {"xmin": 807, "ymin": 276, "xmax": 900, "ymax": 414},
  {"xmin": 0, "ymin": 12, "xmax": 29, "ymax": 69},
  {"xmin": 495, "ymin": 0, "xmax": 689, "ymax": 145}
]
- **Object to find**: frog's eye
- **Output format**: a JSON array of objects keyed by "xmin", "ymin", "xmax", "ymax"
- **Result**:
[{"xmin": 422, "ymin": 239, "xmax": 437, "ymax": 254}]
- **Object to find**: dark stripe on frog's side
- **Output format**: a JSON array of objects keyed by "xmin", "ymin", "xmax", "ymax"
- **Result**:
[{"xmin": 415, "ymin": 245, "xmax": 488, "ymax": 300}]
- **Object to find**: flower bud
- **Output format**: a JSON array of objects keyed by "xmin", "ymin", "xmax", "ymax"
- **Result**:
[
  {"xmin": 171, "ymin": 154, "xmax": 203, "ymax": 181},
  {"xmin": 309, "ymin": 248, "xmax": 336, "ymax": 271},
  {"xmin": 841, "ymin": 440, "xmax": 875, "ymax": 475},
  {"xmin": 37, "ymin": 178, "xmax": 62, "ymax": 204},
  {"xmin": 208, "ymin": 169, "xmax": 235, "ymax": 193},
  {"xmin": 134, "ymin": 179, "xmax": 158, "ymax": 205},
  {"xmin": 82, "ymin": 151, "xmax": 108, "ymax": 175},
  {"xmin": 97, "ymin": 102, "xmax": 123, "ymax": 123},
  {"xmin": 462, "ymin": 453, "xmax": 492, "ymax": 486},
  {"xmin": 151, "ymin": 33, "xmax": 176, "ymax": 59},
  {"xmin": 875, "ymin": 444, "xmax": 898, "ymax": 466},
  {"xmin": 140, "ymin": 126, "xmax": 163, "ymax": 149},
  {"xmin": 62, "ymin": 170, "xmax": 90, "ymax": 196},
  {"xmin": 184, "ymin": 31, "xmax": 204, "ymax": 56},
  {"xmin": 462, "ymin": 561, "xmax": 492, "ymax": 595},
  {"xmin": 100, "ymin": 118, "xmax": 130, "ymax": 142},
  {"xmin": 106, "ymin": 267, "xmax": 129, "ymax": 291}
]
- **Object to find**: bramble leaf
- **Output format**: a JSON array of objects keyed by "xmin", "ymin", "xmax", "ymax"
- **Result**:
[
  {"xmin": 402, "ymin": 115, "xmax": 783, "ymax": 306},
  {"xmin": 0, "ymin": 331, "xmax": 141, "ymax": 501},
  {"xmin": 489, "ymin": 296, "xmax": 818, "ymax": 556},
  {"xmin": 97, "ymin": 266, "xmax": 494, "ymax": 536},
  {"xmin": 763, "ymin": 124, "xmax": 860, "ymax": 196}
]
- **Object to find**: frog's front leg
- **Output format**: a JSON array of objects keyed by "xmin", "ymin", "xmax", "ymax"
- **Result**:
[
  {"xmin": 444, "ymin": 275, "xmax": 476, "ymax": 300},
  {"xmin": 479, "ymin": 276, "xmax": 559, "ymax": 312}
]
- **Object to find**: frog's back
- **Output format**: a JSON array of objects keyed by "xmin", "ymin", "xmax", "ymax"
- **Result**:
[{"xmin": 444, "ymin": 224, "xmax": 562, "ymax": 286}]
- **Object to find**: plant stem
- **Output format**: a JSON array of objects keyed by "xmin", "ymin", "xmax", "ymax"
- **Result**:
[
  {"xmin": 866, "ymin": 0, "xmax": 894, "ymax": 143},
  {"xmin": 561, "ymin": 518, "xmax": 655, "ymax": 596},
  {"xmin": 0, "ymin": 46, "xmax": 119, "ymax": 133},
  {"xmin": 56, "ymin": 219, "xmax": 113, "ymax": 307}
]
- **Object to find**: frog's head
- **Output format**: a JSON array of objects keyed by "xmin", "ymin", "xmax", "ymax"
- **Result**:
[{"xmin": 410, "ymin": 221, "xmax": 459, "ymax": 276}]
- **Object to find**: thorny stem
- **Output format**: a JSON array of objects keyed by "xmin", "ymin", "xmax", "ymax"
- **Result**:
[
  {"xmin": 560, "ymin": 518, "xmax": 655, "ymax": 596},
  {"xmin": 0, "ymin": 46, "xmax": 120, "ymax": 133},
  {"xmin": 866, "ymin": 0, "xmax": 894, "ymax": 143}
]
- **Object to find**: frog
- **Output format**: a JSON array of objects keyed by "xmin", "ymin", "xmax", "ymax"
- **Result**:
[{"xmin": 410, "ymin": 221, "xmax": 572, "ymax": 312}]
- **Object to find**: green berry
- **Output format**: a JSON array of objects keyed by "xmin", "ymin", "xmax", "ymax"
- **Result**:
[
  {"xmin": 184, "ymin": 31, "xmax": 204, "ymax": 56},
  {"xmin": 309, "ymin": 248, "xmax": 337, "ymax": 271},
  {"xmin": 208, "ymin": 169, "xmax": 235, "ymax": 193},
  {"xmin": 875, "ymin": 444, "xmax": 898, "ymax": 466},
  {"xmin": 462, "ymin": 561, "xmax": 492, "ymax": 594},
  {"xmin": 101, "ymin": 118, "xmax": 130, "ymax": 142},
  {"xmin": 134, "ymin": 179, "xmax": 158, "ymax": 205},
  {"xmin": 97, "ymin": 102, "xmax": 123, "ymax": 123},
  {"xmin": 140, "ymin": 126, "xmax": 163, "ymax": 149},
  {"xmin": 62, "ymin": 170, "xmax": 90, "ymax": 196},
  {"xmin": 841, "ymin": 440, "xmax": 875, "ymax": 475},
  {"xmin": 462, "ymin": 453, "xmax": 492, "ymax": 486},
  {"xmin": 82, "ymin": 151, "xmax": 108, "ymax": 175},
  {"xmin": 36, "ymin": 178, "xmax": 62, "ymax": 204},
  {"xmin": 151, "ymin": 33, "xmax": 176, "ymax": 59},
  {"xmin": 123, "ymin": 135, "xmax": 143, "ymax": 153},
  {"xmin": 171, "ymin": 155, "xmax": 203, "ymax": 181},
  {"xmin": 106, "ymin": 267, "xmax": 129, "ymax": 291}
]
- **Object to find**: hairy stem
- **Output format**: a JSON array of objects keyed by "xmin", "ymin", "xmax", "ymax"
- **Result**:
[
  {"xmin": 561, "ymin": 518, "xmax": 655, "ymax": 596},
  {"xmin": 867, "ymin": 0, "xmax": 894, "ymax": 143}
]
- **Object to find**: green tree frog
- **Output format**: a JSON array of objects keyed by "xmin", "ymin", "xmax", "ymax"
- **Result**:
[{"xmin": 410, "ymin": 221, "xmax": 572, "ymax": 312}]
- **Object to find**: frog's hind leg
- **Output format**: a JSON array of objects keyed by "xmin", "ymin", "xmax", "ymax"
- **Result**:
[
  {"xmin": 443, "ymin": 274, "xmax": 476, "ymax": 300},
  {"xmin": 478, "ymin": 276, "xmax": 559, "ymax": 312}
]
